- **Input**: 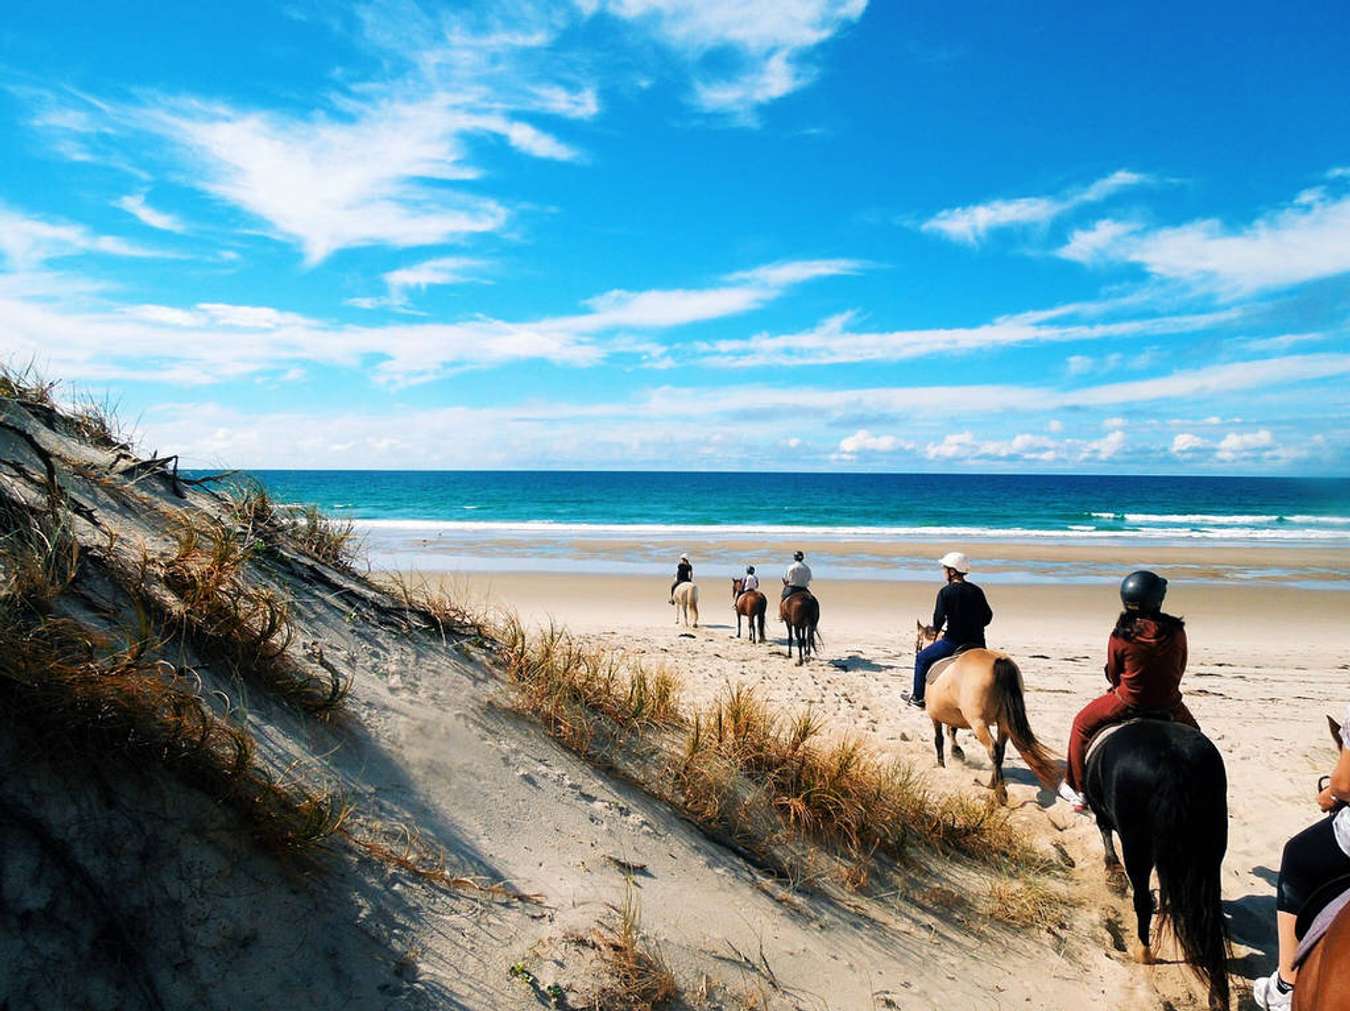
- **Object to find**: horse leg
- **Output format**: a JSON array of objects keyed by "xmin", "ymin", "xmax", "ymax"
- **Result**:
[
  {"xmin": 785, "ymin": 622, "xmax": 793, "ymax": 659},
  {"xmin": 990, "ymin": 731, "xmax": 1009, "ymax": 804},
  {"xmin": 758, "ymin": 612, "xmax": 766, "ymax": 644},
  {"xmin": 796, "ymin": 624, "xmax": 805, "ymax": 666},
  {"xmin": 1121, "ymin": 831, "xmax": 1156, "ymax": 964},
  {"xmin": 947, "ymin": 724, "xmax": 964, "ymax": 761},
  {"xmin": 737, "ymin": 611, "xmax": 742, "ymax": 638},
  {"xmin": 933, "ymin": 719, "xmax": 946, "ymax": 767}
]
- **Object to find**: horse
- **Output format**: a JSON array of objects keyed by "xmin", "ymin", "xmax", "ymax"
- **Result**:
[
  {"xmin": 672, "ymin": 581, "xmax": 699, "ymax": 627},
  {"xmin": 1085, "ymin": 720, "xmax": 1230, "ymax": 1011},
  {"xmin": 779, "ymin": 589, "xmax": 819, "ymax": 665},
  {"xmin": 1290, "ymin": 713, "xmax": 1350, "ymax": 1010},
  {"xmin": 731, "ymin": 578, "xmax": 767, "ymax": 643},
  {"xmin": 914, "ymin": 622, "xmax": 1060, "ymax": 803}
]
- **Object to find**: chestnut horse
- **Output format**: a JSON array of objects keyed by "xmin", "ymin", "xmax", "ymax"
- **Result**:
[
  {"xmin": 914, "ymin": 622, "xmax": 1060, "ymax": 803},
  {"xmin": 780, "ymin": 590, "xmax": 819, "ymax": 665},
  {"xmin": 732, "ymin": 579, "xmax": 767, "ymax": 643},
  {"xmin": 1291, "ymin": 714, "xmax": 1350, "ymax": 1010}
]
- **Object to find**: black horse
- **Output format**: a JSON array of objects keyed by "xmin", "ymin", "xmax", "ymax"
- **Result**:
[{"xmin": 1085, "ymin": 720, "xmax": 1231, "ymax": 1011}]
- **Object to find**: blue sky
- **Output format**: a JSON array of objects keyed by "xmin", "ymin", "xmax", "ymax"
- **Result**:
[{"xmin": 2, "ymin": 1, "xmax": 1349, "ymax": 473}]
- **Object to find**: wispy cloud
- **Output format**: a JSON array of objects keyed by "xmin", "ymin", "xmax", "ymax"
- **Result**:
[
  {"xmin": 1057, "ymin": 173, "xmax": 1350, "ymax": 294},
  {"xmin": 695, "ymin": 302, "xmax": 1235, "ymax": 368},
  {"xmin": 0, "ymin": 206, "xmax": 159, "ymax": 267},
  {"xmin": 114, "ymin": 193, "xmax": 186, "ymax": 233},
  {"xmin": 0, "ymin": 257, "xmax": 859, "ymax": 385},
  {"xmin": 592, "ymin": 0, "xmax": 867, "ymax": 121},
  {"xmin": 921, "ymin": 170, "xmax": 1152, "ymax": 245},
  {"xmin": 347, "ymin": 256, "xmax": 489, "ymax": 310}
]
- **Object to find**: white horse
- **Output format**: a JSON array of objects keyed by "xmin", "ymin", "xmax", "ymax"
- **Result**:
[{"xmin": 673, "ymin": 581, "xmax": 700, "ymax": 627}]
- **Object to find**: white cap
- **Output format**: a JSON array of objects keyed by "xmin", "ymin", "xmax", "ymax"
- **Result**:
[
  {"xmin": 680, "ymin": 553, "xmax": 690, "ymax": 562},
  {"xmin": 938, "ymin": 551, "xmax": 970, "ymax": 574}
]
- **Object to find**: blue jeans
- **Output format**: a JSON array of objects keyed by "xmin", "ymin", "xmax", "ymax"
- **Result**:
[{"xmin": 913, "ymin": 638, "xmax": 960, "ymax": 700}]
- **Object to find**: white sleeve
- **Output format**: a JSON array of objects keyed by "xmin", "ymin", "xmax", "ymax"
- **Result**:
[{"xmin": 1343, "ymin": 703, "xmax": 1350, "ymax": 749}]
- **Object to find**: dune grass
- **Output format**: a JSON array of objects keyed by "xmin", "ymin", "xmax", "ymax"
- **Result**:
[
  {"xmin": 160, "ymin": 510, "xmax": 349, "ymax": 714},
  {"xmin": 585, "ymin": 881, "xmax": 678, "ymax": 1010},
  {"xmin": 228, "ymin": 483, "xmax": 361, "ymax": 570},
  {"xmin": 0, "ymin": 559, "xmax": 350, "ymax": 856},
  {"xmin": 496, "ymin": 619, "xmax": 1051, "ymax": 886}
]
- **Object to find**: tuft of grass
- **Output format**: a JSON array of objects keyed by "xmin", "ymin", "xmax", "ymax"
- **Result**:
[
  {"xmin": 161, "ymin": 510, "xmax": 348, "ymax": 714},
  {"xmin": 228, "ymin": 483, "xmax": 361, "ymax": 570},
  {"xmin": 386, "ymin": 570, "xmax": 490, "ymax": 641},
  {"xmin": 499, "ymin": 618, "xmax": 682, "ymax": 754},
  {"xmin": 982, "ymin": 877, "xmax": 1069, "ymax": 929},
  {"xmin": 585, "ymin": 882, "xmax": 678, "ymax": 1010},
  {"xmin": 343, "ymin": 819, "xmax": 542, "ymax": 903},
  {"xmin": 0, "ymin": 362, "xmax": 130, "ymax": 449},
  {"xmin": 0, "ymin": 499, "xmax": 81, "ymax": 607}
]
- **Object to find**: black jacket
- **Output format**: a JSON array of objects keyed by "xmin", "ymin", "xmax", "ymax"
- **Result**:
[{"xmin": 933, "ymin": 580, "xmax": 992, "ymax": 647}]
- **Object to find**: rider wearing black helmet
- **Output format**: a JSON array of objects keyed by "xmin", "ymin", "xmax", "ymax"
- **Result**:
[{"xmin": 1060, "ymin": 570, "xmax": 1200, "ymax": 808}]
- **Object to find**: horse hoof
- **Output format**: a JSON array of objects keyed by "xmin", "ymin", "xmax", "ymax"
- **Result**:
[
  {"xmin": 1132, "ymin": 942, "xmax": 1153, "ymax": 965},
  {"xmin": 936, "ymin": 757, "xmax": 946, "ymax": 769},
  {"xmin": 950, "ymin": 747, "xmax": 965, "ymax": 762}
]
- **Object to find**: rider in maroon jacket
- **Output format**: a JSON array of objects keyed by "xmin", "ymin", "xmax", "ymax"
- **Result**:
[{"xmin": 1062, "ymin": 570, "xmax": 1200, "ymax": 806}]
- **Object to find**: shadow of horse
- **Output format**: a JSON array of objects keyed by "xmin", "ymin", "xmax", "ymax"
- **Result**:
[{"xmin": 828, "ymin": 655, "xmax": 894, "ymax": 673}]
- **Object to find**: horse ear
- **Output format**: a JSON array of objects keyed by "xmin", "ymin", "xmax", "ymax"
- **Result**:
[
  {"xmin": 916, "ymin": 619, "xmax": 923, "ymax": 630},
  {"xmin": 1330, "ymin": 715, "xmax": 1344, "ymax": 750}
]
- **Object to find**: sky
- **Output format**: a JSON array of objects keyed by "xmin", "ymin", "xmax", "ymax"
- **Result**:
[{"xmin": 2, "ymin": 1, "xmax": 1349, "ymax": 474}]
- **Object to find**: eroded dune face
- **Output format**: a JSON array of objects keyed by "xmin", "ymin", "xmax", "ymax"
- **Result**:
[{"xmin": 0, "ymin": 385, "xmax": 1173, "ymax": 1011}]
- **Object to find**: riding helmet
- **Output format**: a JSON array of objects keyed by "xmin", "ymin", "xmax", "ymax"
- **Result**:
[
  {"xmin": 793, "ymin": 550, "xmax": 804, "ymax": 561},
  {"xmin": 1120, "ymin": 570, "xmax": 1167, "ymax": 611},
  {"xmin": 746, "ymin": 565, "xmax": 755, "ymax": 574}
]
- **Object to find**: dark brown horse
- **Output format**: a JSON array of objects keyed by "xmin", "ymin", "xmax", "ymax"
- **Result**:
[
  {"xmin": 779, "ymin": 589, "xmax": 819, "ymax": 665},
  {"xmin": 732, "ymin": 578, "xmax": 767, "ymax": 643},
  {"xmin": 1292, "ymin": 715, "xmax": 1350, "ymax": 1010}
]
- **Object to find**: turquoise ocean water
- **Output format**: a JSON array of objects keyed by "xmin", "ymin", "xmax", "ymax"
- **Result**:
[{"xmin": 235, "ymin": 471, "xmax": 1350, "ymax": 585}]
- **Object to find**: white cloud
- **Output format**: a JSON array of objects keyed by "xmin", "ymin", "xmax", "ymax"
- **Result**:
[
  {"xmin": 838, "ymin": 429, "xmax": 909, "ymax": 454},
  {"xmin": 1103, "ymin": 417, "xmax": 1126, "ymax": 429},
  {"xmin": 1171, "ymin": 432, "xmax": 1206, "ymax": 455},
  {"xmin": 0, "ymin": 206, "xmax": 158, "ymax": 267},
  {"xmin": 922, "ymin": 170, "xmax": 1151, "ymax": 245},
  {"xmin": 1047, "ymin": 419, "xmax": 1063, "ymax": 433},
  {"xmin": 115, "ymin": 193, "xmax": 186, "ymax": 233},
  {"xmin": 924, "ymin": 431, "xmax": 1060, "ymax": 463},
  {"xmin": 696, "ymin": 303, "xmax": 1233, "ymax": 369},
  {"xmin": 1082, "ymin": 428, "xmax": 1125, "ymax": 461},
  {"xmin": 1214, "ymin": 428, "xmax": 1274, "ymax": 461},
  {"xmin": 348, "ymin": 256, "xmax": 488, "ymax": 310},
  {"xmin": 0, "ymin": 257, "xmax": 852, "ymax": 386},
  {"xmin": 1057, "ymin": 176, "xmax": 1350, "ymax": 294},
  {"xmin": 594, "ymin": 0, "xmax": 867, "ymax": 119}
]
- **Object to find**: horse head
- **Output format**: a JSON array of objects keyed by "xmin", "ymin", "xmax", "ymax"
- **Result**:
[
  {"xmin": 914, "ymin": 619, "xmax": 938, "ymax": 653},
  {"xmin": 732, "ymin": 578, "xmax": 744, "ymax": 597},
  {"xmin": 1330, "ymin": 714, "xmax": 1344, "ymax": 750}
]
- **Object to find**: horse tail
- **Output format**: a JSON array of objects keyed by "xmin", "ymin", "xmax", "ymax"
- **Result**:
[
  {"xmin": 992, "ymin": 657, "xmax": 1060, "ymax": 790},
  {"xmin": 1153, "ymin": 742, "xmax": 1231, "ymax": 1011}
]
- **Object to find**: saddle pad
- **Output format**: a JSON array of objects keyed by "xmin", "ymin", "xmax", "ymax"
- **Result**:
[
  {"xmin": 1295, "ymin": 879, "xmax": 1350, "ymax": 968},
  {"xmin": 1084, "ymin": 718, "xmax": 1141, "ymax": 768},
  {"xmin": 924, "ymin": 645, "xmax": 978, "ymax": 685}
]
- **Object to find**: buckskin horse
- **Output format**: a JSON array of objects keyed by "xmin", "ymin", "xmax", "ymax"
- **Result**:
[
  {"xmin": 732, "ymin": 578, "xmax": 767, "ymax": 643},
  {"xmin": 1085, "ymin": 719, "xmax": 1230, "ymax": 1011},
  {"xmin": 1290, "ymin": 713, "xmax": 1350, "ymax": 1011},
  {"xmin": 914, "ymin": 621, "xmax": 1060, "ymax": 803},
  {"xmin": 780, "ymin": 589, "xmax": 819, "ymax": 665}
]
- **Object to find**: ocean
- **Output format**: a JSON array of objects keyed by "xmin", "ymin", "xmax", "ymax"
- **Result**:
[{"xmin": 233, "ymin": 471, "xmax": 1350, "ymax": 585}]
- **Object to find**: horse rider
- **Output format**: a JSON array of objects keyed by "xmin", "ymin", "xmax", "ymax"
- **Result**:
[
  {"xmin": 738, "ymin": 565, "xmax": 760, "ymax": 599},
  {"xmin": 781, "ymin": 551, "xmax": 812, "ymax": 601},
  {"xmin": 1252, "ymin": 699, "xmax": 1350, "ymax": 1009},
  {"xmin": 902, "ymin": 551, "xmax": 992, "ymax": 709},
  {"xmin": 669, "ymin": 553, "xmax": 692, "ymax": 605},
  {"xmin": 1058, "ymin": 570, "xmax": 1200, "ymax": 811}
]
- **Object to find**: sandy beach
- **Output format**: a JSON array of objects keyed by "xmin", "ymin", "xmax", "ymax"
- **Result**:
[{"xmin": 416, "ymin": 564, "xmax": 1350, "ymax": 1006}]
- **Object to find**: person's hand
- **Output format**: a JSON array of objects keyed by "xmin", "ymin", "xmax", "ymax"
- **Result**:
[{"xmin": 1318, "ymin": 785, "xmax": 1340, "ymax": 812}]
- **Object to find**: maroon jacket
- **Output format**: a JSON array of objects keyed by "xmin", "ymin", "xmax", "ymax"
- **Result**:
[{"xmin": 1105, "ymin": 616, "xmax": 1188, "ymax": 711}]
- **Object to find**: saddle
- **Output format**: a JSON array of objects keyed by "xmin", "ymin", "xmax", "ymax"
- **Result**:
[
  {"xmin": 1295, "ymin": 873, "xmax": 1350, "ymax": 968},
  {"xmin": 924, "ymin": 644, "xmax": 977, "ymax": 685},
  {"xmin": 1082, "ymin": 710, "xmax": 1178, "ymax": 768}
]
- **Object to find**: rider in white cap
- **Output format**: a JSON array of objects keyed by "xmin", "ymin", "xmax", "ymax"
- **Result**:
[
  {"xmin": 902, "ymin": 550, "xmax": 993, "ymax": 708},
  {"xmin": 669, "ymin": 553, "xmax": 693, "ymax": 604}
]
